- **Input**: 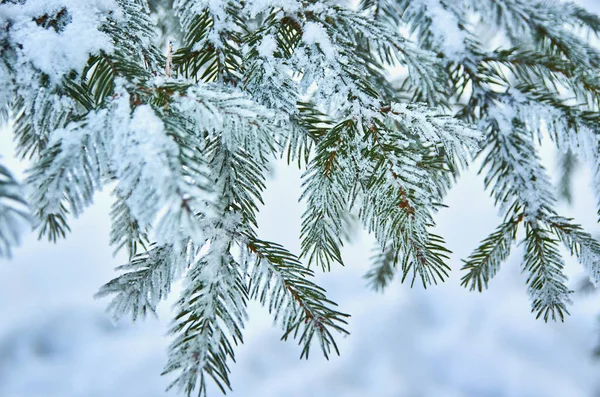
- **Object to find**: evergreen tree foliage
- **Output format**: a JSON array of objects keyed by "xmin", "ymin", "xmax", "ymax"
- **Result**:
[{"xmin": 2, "ymin": 0, "xmax": 600, "ymax": 394}]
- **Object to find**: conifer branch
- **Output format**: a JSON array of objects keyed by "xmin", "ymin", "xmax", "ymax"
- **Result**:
[
  {"xmin": 300, "ymin": 119, "xmax": 357, "ymax": 270},
  {"xmin": 4, "ymin": 0, "xmax": 600, "ymax": 394},
  {"xmin": 365, "ymin": 240, "xmax": 398, "ymax": 292},
  {"xmin": 523, "ymin": 220, "xmax": 572, "ymax": 322},
  {"xmin": 246, "ymin": 238, "xmax": 349, "ymax": 359},
  {"xmin": 0, "ymin": 162, "xmax": 33, "ymax": 257},
  {"xmin": 163, "ymin": 242, "xmax": 248, "ymax": 397},
  {"xmin": 95, "ymin": 243, "xmax": 187, "ymax": 321},
  {"xmin": 26, "ymin": 113, "xmax": 111, "ymax": 240},
  {"xmin": 547, "ymin": 216, "xmax": 600, "ymax": 287},
  {"xmin": 557, "ymin": 150, "xmax": 578, "ymax": 205},
  {"xmin": 109, "ymin": 196, "xmax": 151, "ymax": 259},
  {"xmin": 461, "ymin": 215, "xmax": 522, "ymax": 292}
]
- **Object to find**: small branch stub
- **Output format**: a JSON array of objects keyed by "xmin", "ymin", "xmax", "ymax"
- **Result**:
[{"xmin": 166, "ymin": 40, "xmax": 174, "ymax": 78}]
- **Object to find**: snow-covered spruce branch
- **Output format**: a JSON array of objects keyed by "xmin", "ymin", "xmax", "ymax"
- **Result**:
[
  {"xmin": 361, "ymin": 0, "xmax": 600, "ymax": 319},
  {"xmin": 461, "ymin": 215, "xmax": 521, "ymax": 292},
  {"xmin": 359, "ymin": 106, "xmax": 478, "ymax": 288},
  {"xmin": 3, "ymin": 0, "xmax": 600, "ymax": 395},
  {"xmin": 245, "ymin": 237, "xmax": 349, "ymax": 359},
  {"xmin": 365, "ymin": 0, "xmax": 600, "ymax": 319},
  {"xmin": 547, "ymin": 216, "xmax": 600, "ymax": 286},
  {"xmin": 157, "ymin": 71, "xmax": 348, "ymax": 393},
  {"xmin": 523, "ymin": 219, "xmax": 572, "ymax": 322},
  {"xmin": 96, "ymin": 242, "xmax": 188, "ymax": 321},
  {"xmin": 0, "ymin": 161, "xmax": 33, "ymax": 257},
  {"xmin": 172, "ymin": 2, "xmax": 243, "ymax": 85},
  {"xmin": 25, "ymin": 85, "xmax": 210, "ymax": 246},
  {"xmin": 368, "ymin": 0, "xmax": 471, "ymax": 60},
  {"xmin": 471, "ymin": 117, "xmax": 574, "ymax": 316},
  {"xmin": 26, "ymin": 107, "xmax": 113, "ymax": 241},
  {"xmin": 479, "ymin": 117, "xmax": 556, "ymax": 218},
  {"xmin": 474, "ymin": 0, "xmax": 600, "ymax": 67},
  {"xmin": 109, "ymin": 196, "xmax": 150, "ymax": 259},
  {"xmin": 300, "ymin": 119, "xmax": 356, "ymax": 271},
  {"xmin": 461, "ymin": 104, "xmax": 600, "ymax": 319},
  {"xmin": 300, "ymin": 1, "xmax": 449, "ymax": 105},
  {"xmin": 282, "ymin": 102, "xmax": 333, "ymax": 167},
  {"xmin": 163, "ymin": 239, "xmax": 248, "ymax": 396},
  {"xmin": 300, "ymin": 105, "xmax": 479, "ymax": 275},
  {"xmin": 359, "ymin": 133, "xmax": 452, "ymax": 288},
  {"xmin": 365, "ymin": 240, "xmax": 397, "ymax": 291}
]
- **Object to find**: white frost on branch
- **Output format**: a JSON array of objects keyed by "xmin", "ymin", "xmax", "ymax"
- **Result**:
[
  {"xmin": 109, "ymin": 88, "xmax": 211, "ymax": 247},
  {"xmin": 389, "ymin": 102, "xmax": 482, "ymax": 160},
  {"xmin": 405, "ymin": 0, "xmax": 468, "ymax": 60},
  {"xmin": 0, "ymin": 161, "xmax": 32, "ymax": 258},
  {"xmin": 482, "ymin": 97, "xmax": 557, "ymax": 219},
  {"xmin": 172, "ymin": 83, "xmax": 283, "ymax": 157}
]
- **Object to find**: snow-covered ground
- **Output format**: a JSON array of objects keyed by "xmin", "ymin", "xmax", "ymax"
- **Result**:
[{"xmin": 3, "ymin": 1, "xmax": 600, "ymax": 396}]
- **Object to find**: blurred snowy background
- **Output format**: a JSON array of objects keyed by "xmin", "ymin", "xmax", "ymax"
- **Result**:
[{"xmin": 3, "ymin": 1, "xmax": 600, "ymax": 396}]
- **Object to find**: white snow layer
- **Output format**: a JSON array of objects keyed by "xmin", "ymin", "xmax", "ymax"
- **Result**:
[{"xmin": 0, "ymin": 0, "xmax": 115, "ymax": 83}]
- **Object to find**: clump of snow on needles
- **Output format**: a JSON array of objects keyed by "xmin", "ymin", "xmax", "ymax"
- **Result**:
[
  {"xmin": 257, "ymin": 34, "xmax": 278, "ymax": 59},
  {"xmin": 302, "ymin": 21, "xmax": 336, "ymax": 60},
  {"xmin": 0, "ymin": 0, "xmax": 115, "ymax": 83}
]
